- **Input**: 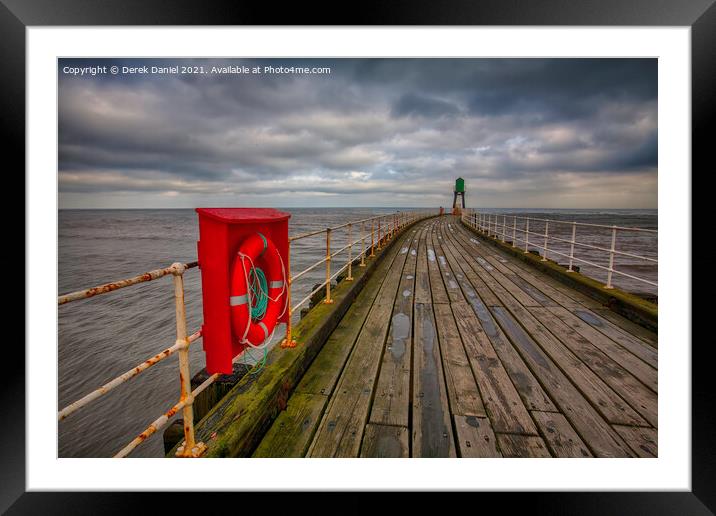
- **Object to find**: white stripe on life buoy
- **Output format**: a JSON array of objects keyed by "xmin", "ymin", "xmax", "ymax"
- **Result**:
[
  {"xmin": 229, "ymin": 294, "xmax": 248, "ymax": 306},
  {"xmin": 258, "ymin": 321, "xmax": 269, "ymax": 341}
]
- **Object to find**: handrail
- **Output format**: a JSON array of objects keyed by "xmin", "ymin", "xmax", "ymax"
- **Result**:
[
  {"xmin": 57, "ymin": 209, "xmax": 435, "ymax": 458},
  {"xmin": 461, "ymin": 209, "xmax": 657, "ymax": 290}
]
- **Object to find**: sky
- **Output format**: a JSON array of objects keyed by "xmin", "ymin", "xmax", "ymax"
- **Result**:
[{"xmin": 58, "ymin": 58, "xmax": 657, "ymax": 209}]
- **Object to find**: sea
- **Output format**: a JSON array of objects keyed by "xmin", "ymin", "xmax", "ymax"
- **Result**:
[{"xmin": 58, "ymin": 207, "xmax": 657, "ymax": 457}]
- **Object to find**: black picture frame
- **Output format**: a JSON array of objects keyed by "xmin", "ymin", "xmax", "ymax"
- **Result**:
[{"xmin": 4, "ymin": 0, "xmax": 712, "ymax": 513}]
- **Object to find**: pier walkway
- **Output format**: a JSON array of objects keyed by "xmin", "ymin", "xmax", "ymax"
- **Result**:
[{"xmin": 252, "ymin": 216, "xmax": 658, "ymax": 458}]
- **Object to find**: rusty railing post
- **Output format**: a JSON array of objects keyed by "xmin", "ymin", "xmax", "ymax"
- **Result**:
[
  {"xmin": 568, "ymin": 222, "xmax": 576, "ymax": 272},
  {"xmin": 370, "ymin": 219, "xmax": 375, "ymax": 257},
  {"xmin": 281, "ymin": 239, "xmax": 296, "ymax": 347},
  {"xmin": 172, "ymin": 263, "xmax": 205, "ymax": 458},
  {"xmin": 605, "ymin": 226, "xmax": 617, "ymax": 289},
  {"xmin": 325, "ymin": 228, "xmax": 334, "ymax": 304},
  {"xmin": 377, "ymin": 218, "xmax": 382, "ymax": 250},
  {"xmin": 360, "ymin": 221, "xmax": 366, "ymax": 267},
  {"xmin": 524, "ymin": 217, "xmax": 530, "ymax": 253},
  {"xmin": 346, "ymin": 223, "xmax": 354, "ymax": 281},
  {"xmin": 542, "ymin": 222, "xmax": 549, "ymax": 261}
]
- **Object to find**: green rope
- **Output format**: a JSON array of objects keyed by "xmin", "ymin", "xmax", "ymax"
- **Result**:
[
  {"xmin": 244, "ymin": 347, "xmax": 268, "ymax": 375},
  {"xmin": 248, "ymin": 266, "xmax": 268, "ymax": 321}
]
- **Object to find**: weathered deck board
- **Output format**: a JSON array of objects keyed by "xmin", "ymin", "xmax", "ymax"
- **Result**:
[
  {"xmin": 433, "ymin": 303, "xmax": 487, "ymax": 417},
  {"xmin": 369, "ymin": 230, "xmax": 420, "ymax": 427},
  {"xmin": 594, "ymin": 307, "xmax": 658, "ymax": 348},
  {"xmin": 294, "ymin": 232, "xmax": 406, "ymax": 397},
  {"xmin": 425, "ymin": 223, "xmax": 451, "ymax": 304},
  {"xmin": 412, "ymin": 302, "xmax": 457, "ymax": 457},
  {"xmin": 438, "ymin": 226, "xmax": 558, "ymax": 413},
  {"xmin": 531, "ymin": 411, "xmax": 593, "ymax": 458},
  {"xmin": 360, "ymin": 424, "xmax": 410, "ymax": 458},
  {"xmin": 453, "ymin": 229, "xmax": 589, "ymax": 310},
  {"xmin": 570, "ymin": 308, "xmax": 658, "ymax": 367},
  {"xmin": 253, "ymin": 216, "xmax": 657, "ymax": 458},
  {"xmin": 308, "ymin": 226, "xmax": 415, "ymax": 457},
  {"xmin": 547, "ymin": 306, "xmax": 657, "ymax": 392},
  {"xmin": 452, "ymin": 302, "xmax": 538, "ymax": 435},
  {"xmin": 490, "ymin": 305, "xmax": 635, "ymax": 457},
  {"xmin": 446, "ymin": 227, "xmax": 648, "ymax": 428},
  {"xmin": 529, "ymin": 307, "xmax": 657, "ymax": 427},
  {"xmin": 496, "ymin": 434, "xmax": 551, "ymax": 458},
  {"xmin": 454, "ymin": 415, "xmax": 502, "ymax": 457},
  {"xmin": 252, "ymin": 393, "xmax": 328, "ymax": 457},
  {"xmin": 613, "ymin": 425, "xmax": 658, "ymax": 457}
]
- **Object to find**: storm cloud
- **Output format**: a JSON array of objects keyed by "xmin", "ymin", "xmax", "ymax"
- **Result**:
[{"xmin": 58, "ymin": 58, "xmax": 657, "ymax": 208}]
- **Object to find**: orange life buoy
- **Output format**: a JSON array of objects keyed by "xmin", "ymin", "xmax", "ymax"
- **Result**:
[{"xmin": 229, "ymin": 232, "xmax": 287, "ymax": 348}]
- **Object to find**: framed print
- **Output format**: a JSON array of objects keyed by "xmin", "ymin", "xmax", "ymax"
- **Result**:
[{"xmin": 5, "ymin": 0, "xmax": 714, "ymax": 513}]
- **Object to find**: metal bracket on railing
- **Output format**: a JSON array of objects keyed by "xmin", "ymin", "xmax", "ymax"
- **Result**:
[{"xmin": 175, "ymin": 439, "xmax": 208, "ymax": 458}]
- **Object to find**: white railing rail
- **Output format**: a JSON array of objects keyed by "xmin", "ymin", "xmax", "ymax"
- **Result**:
[
  {"xmin": 58, "ymin": 209, "xmax": 436, "ymax": 458},
  {"xmin": 460, "ymin": 209, "xmax": 657, "ymax": 290}
]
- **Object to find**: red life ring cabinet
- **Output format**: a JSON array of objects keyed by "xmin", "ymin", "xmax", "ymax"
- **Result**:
[{"xmin": 229, "ymin": 232, "xmax": 287, "ymax": 348}]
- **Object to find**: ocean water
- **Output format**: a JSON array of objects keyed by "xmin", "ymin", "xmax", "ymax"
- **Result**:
[{"xmin": 58, "ymin": 208, "xmax": 657, "ymax": 457}]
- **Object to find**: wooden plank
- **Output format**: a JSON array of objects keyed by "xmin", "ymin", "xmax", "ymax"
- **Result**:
[
  {"xmin": 440, "ymin": 234, "xmax": 557, "ymax": 412},
  {"xmin": 476, "ymin": 258, "xmax": 542, "ymax": 308},
  {"xmin": 451, "ymin": 302, "xmax": 538, "ymax": 435},
  {"xmin": 547, "ymin": 306, "xmax": 657, "ymax": 392},
  {"xmin": 572, "ymin": 308, "xmax": 658, "ymax": 368},
  {"xmin": 426, "ymin": 224, "xmax": 450, "ymax": 304},
  {"xmin": 455, "ymin": 223, "xmax": 603, "ymax": 309},
  {"xmin": 490, "ymin": 305, "xmax": 633, "ymax": 457},
  {"xmin": 530, "ymin": 307, "xmax": 657, "ymax": 427},
  {"xmin": 461, "ymin": 255, "xmax": 648, "ymax": 428},
  {"xmin": 613, "ymin": 425, "xmax": 658, "ymax": 457},
  {"xmin": 360, "ymin": 424, "xmax": 410, "ymax": 458},
  {"xmin": 414, "ymin": 226, "xmax": 432, "ymax": 304},
  {"xmin": 594, "ymin": 308, "xmax": 658, "ymax": 348},
  {"xmin": 308, "ymin": 227, "xmax": 415, "ymax": 457},
  {"xmin": 369, "ymin": 231, "xmax": 420, "ymax": 427},
  {"xmin": 412, "ymin": 302, "xmax": 457, "ymax": 457},
  {"xmin": 453, "ymin": 228, "xmax": 588, "ymax": 310},
  {"xmin": 433, "ymin": 303, "xmax": 486, "ymax": 417},
  {"xmin": 433, "ymin": 224, "xmax": 466, "ymax": 304},
  {"xmin": 454, "ymin": 415, "xmax": 502, "ymax": 457},
  {"xmin": 295, "ymin": 231, "xmax": 406, "ymax": 396},
  {"xmin": 531, "ymin": 411, "xmax": 593, "ymax": 458},
  {"xmin": 505, "ymin": 274, "xmax": 559, "ymax": 307},
  {"xmin": 252, "ymin": 393, "xmax": 328, "ymax": 457},
  {"xmin": 496, "ymin": 434, "xmax": 551, "ymax": 457}
]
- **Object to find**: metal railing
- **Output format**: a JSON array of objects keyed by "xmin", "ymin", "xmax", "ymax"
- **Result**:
[
  {"xmin": 57, "ymin": 209, "xmax": 434, "ymax": 458},
  {"xmin": 460, "ymin": 209, "xmax": 657, "ymax": 290}
]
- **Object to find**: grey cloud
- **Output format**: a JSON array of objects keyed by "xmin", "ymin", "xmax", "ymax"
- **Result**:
[{"xmin": 58, "ymin": 58, "xmax": 657, "ymax": 208}]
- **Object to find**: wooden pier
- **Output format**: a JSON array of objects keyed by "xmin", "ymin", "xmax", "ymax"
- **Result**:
[
  {"xmin": 243, "ymin": 216, "xmax": 658, "ymax": 458},
  {"xmin": 180, "ymin": 215, "xmax": 657, "ymax": 459}
]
